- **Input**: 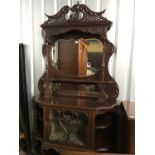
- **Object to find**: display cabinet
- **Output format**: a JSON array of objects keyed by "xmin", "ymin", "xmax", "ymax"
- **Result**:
[{"xmin": 32, "ymin": 2, "xmax": 128, "ymax": 155}]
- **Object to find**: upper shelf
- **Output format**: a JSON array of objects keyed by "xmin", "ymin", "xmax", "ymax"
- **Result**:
[{"xmin": 51, "ymin": 79, "xmax": 115, "ymax": 84}]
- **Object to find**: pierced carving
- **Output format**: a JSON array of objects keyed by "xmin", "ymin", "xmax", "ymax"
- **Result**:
[
  {"xmin": 45, "ymin": 5, "xmax": 70, "ymax": 25},
  {"xmin": 69, "ymin": 2, "xmax": 107, "ymax": 23},
  {"xmin": 42, "ymin": 2, "xmax": 112, "ymax": 28},
  {"xmin": 103, "ymin": 82, "xmax": 119, "ymax": 101}
]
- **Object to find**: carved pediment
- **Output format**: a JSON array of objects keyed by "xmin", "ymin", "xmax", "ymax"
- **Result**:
[{"xmin": 41, "ymin": 2, "xmax": 112, "ymax": 29}]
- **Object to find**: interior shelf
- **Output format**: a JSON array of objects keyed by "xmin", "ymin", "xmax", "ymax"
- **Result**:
[
  {"xmin": 95, "ymin": 124, "xmax": 111, "ymax": 130},
  {"xmin": 95, "ymin": 146, "xmax": 111, "ymax": 152},
  {"xmin": 95, "ymin": 129, "xmax": 112, "ymax": 153},
  {"xmin": 51, "ymin": 79, "xmax": 114, "ymax": 85},
  {"xmin": 94, "ymin": 112, "xmax": 114, "ymax": 152},
  {"xmin": 95, "ymin": 113, "xmax": 112, "ymax": 127},
  {"xmin": 57, "ymin": 90, "xmax": 98, "ymax": 99}
]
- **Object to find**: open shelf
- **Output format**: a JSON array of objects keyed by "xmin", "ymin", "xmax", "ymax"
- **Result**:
[
  {"xmin": 57, "ymin": 89, "xmax": 98, "ymax": 100},
  {"xmin": 95, "ymin": 129, "xmax": 112, "ymax": 152},
  {"xmin": 51, "ymin": 79, "xmax": 114, "ymax": 85},
  {"xmin": 95, "ymin": 125, "xmax": 111, "ymax": 130},
  {"xmin": 95, "ymin": 146, "xmax": 111, "ymax": 152},
  {"xmin": 94, "ymin": 112, "xmax": 114, "ymax": 152},
  {"xmin": 95, "ymin": 113, "xmax": 112, "ymax": 128}
]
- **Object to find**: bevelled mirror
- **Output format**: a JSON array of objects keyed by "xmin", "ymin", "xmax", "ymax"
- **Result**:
[{"xmin": 50, "ymin": 38, "xmax": 104, "ymax": 77}]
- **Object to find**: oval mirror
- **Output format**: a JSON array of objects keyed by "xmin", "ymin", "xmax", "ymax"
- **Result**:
[{"xmin": 51, "ymin": 38, "xmax": 104, "ymax": 77}]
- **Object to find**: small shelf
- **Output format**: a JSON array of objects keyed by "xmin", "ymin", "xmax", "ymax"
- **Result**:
[
  {"xmin": 95, "ymin": 113, "xmax": 113, "ymax": 127},
  {"xmin": 95, "ymin": 114, "xmax": 114, "ymax": 153},
  {"xmin": 57, "ymin": 90, "xmax": 98, "ymax": 100},
  {"xmin": 95, "ymin": 146, "xmax": 111, "ymax": 152},
  {"xmin": 51, "ymin": 79, "xmax": 114, "ymax": 85},
  {"xmin": 95, "ymin": 134, "xmax": 112, "ymax": 153},
  {"xmin": 95, "ymin": 125, "xmax": 110, "ymax": 130}
]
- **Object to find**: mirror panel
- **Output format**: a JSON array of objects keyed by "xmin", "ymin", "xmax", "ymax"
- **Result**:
[{"xmin": 51, "ymin": 38, "xmax": 104, "ymax": 77}]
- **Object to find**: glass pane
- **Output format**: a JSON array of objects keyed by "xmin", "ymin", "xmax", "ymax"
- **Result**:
[
  {"xmin": 49, "ymin": 110, "xmax": 89, "ymax": 147},
  {"xmin": 51, "ymin": 38, "xmax": 104, "ymax": 77}
]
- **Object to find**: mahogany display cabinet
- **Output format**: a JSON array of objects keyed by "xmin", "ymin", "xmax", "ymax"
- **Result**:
[{"xmin": 32, "ymin": 2, "xmax": 129, "ymax": 155}]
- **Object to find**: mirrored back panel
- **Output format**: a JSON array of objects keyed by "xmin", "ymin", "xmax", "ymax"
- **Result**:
[{"xmin": 51, "ymin": 38, "xmax": 104, "ymax": 77}]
